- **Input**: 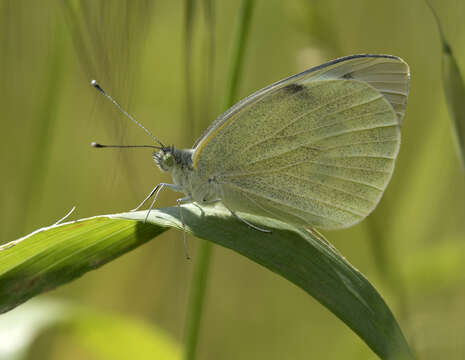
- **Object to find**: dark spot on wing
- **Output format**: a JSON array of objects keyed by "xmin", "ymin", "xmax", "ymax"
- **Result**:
[
  {"xmin": 283, "ymin": 83, "xmax": 305, "ymax": 94},
  {"xmin": 342, "ymin": 72, "xmax": 353, "ymax": 79}
]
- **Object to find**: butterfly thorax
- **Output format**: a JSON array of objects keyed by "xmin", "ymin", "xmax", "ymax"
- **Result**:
[{"xmin": 153, "ymin": 146, "xmax": 221, "ymax": 204}]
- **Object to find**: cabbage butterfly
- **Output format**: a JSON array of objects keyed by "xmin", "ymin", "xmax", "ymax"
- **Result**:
[{"xmin": 93, "ymin": 54, "xmax": 409, "ymax": 246}]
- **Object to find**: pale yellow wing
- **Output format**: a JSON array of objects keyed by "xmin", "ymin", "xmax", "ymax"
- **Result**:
[{"xmin": 193, "ymin": 55, "xmax": 409, "ymax": 229}]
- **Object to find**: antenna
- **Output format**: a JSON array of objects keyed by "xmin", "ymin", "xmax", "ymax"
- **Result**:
[
  {"xmin": 91, "ymin": 80, "xmax": 165, "ymax": 148},
  {"xmin": 91, "ymin": 142, "xmax": 160, "ymax": 149}
]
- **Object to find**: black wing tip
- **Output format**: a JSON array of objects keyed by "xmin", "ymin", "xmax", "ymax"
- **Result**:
[{"xmin": 276, "ymin": 54, "xmax": 409, "ymax": 92}]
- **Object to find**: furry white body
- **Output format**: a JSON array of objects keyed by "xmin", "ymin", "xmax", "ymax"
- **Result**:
[{"xmin": 156, "ymin": 147, "xmax": 222, "ymax": 206}]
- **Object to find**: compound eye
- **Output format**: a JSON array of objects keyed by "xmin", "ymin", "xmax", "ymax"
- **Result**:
[{"xmin": 163, "ymin": 153, "xmax": 174, "ymax": 167}]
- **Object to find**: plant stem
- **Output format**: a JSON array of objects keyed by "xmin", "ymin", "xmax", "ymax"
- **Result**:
[
  {"xmin": 183, "ymin": 239, "xmax": 213, "ymax": 360},
  {"xmin": 222, "ymin": 0, "xmax": 255, "ymax": 111},
  {"xmin": 20, "ymin": 31, "xmax": 65, "ymax": 235},
  {"xmin": 184, "ymin": 0, "xmax": 196, "ymax": 145},
  {"xmin": 183, "ymin": 1, "xmax": 255, "ymax": 359}
]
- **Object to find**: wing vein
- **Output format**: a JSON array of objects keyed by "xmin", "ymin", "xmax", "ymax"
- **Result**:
[
  {"xmin": 240, "ymin": 191, "xmax": 289, "ymax": 220},
  {"xmin": 275, "ymin": 116, "xmax": 396, "ymax": 140},
  {"xmin": 242, "ymin": 191, "xmax": 324, "ymax": 226},
  {"xmin": 220, "ymin": 156, "xmax": 324, "ymax": 178},
  {"xmin": 305, "ymin": 160, "xmax": 392, "ymax": 174},
  {"xmin": 224, "ymin": 182, "xmax": 344, "ymax": 224},
  {"xmin": 324, "ymin": 154, "xmax": 396, "ymax": 160},
  {"xmin": 243, "ymin": 87, "xmax": 381, "ymax": 154},
  {"xmin": 211, "ymin": 80, "xmax": 332, "ymax": 147},
  {"xmin": 322, "ymin": 139, "xmax": 399, "ymax": 151},
  {"xmin": 224, "ymin": 181, "xmax": 365, "ymax": 217},
  {"xmin": 284, "ymin": 173, "xmax": 375, "ymax": 202},
  {"xmin": 240, "ymin": 124, "xmax": 397, "ymax": 170},
  {"xmin": 221, "ymin": 167, "xmax": 385, "ymax": 192},
  {"xmin": 304, "ymin": 171, "xmax": 385, "ymax": 191}
]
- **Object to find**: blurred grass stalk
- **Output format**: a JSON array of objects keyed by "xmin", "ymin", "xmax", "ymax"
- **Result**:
[
  {"xmin": 183, "ymin": 1, "xmax": 255, "ymax": 359},
  {"xmin": 184, "ymin": 0, "xmax": 197, "ymax": 143},
  {"xmin": 442, "ymin": 49, "xmax": 465, "ymax": 170},
  {"xmin": 20, "ymin": 30, "xmax": 65, "ymax": 235},
  {"xmin": 426, "ymin": 0, "xmax": 465, "ymax": 170}
]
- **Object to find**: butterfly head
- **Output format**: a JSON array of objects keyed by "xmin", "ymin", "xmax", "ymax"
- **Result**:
[
  {"xmin": 154, "ymin": 146, "xmax": 174, "ymax": 172},
  {"xmin": 154, "ymin": 146, "xmax": 194, "ymax": 172}
]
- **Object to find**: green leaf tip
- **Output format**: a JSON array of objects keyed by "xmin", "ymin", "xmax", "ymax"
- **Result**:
[{"xmin": 0, "ymin": 216, "xmax": 164, "ymax": 314}]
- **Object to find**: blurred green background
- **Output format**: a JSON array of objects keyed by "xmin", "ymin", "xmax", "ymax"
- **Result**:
[{"xmin": 1, "ymin": 0, "xmax": 464, "ymax": 359}]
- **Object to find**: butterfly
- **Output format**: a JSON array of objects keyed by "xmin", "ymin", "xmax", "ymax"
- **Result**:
[{"xmin": 93, "ymin": 54, "xmax": 409, "ymax": 253}]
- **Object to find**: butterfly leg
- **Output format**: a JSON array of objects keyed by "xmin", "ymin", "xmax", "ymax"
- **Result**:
[
  {"xmin": 187, "ymin": 198, "xmax": 221, "ymax": 216},
  {"xmin": 224, "ymin": 205, "xmax": 271, "ymax": 233},
  {"xmin": 143, "ymin": 183, "xmax": 181, "ymax": 222},
  {"xmin": 177, "ymin": 196, "xmax": 193, "ymax": 259},
  {"xmin": 132, "ymin": 183, "xmax": 162, "ymax": 211}
]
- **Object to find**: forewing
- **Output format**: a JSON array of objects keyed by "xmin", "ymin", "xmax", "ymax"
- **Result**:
[
  {"xmin": 193, "ymin": 54, "xmax": 409, "ymax": 152},
  {"xmin": 193, "ymin": 55, "xmax": 409, "ymax": 229}
]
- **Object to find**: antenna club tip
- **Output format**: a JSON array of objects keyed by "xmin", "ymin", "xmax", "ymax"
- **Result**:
[
  {"xmin": 91, "ymin": 80, "xmax": 103, "ymax": 92},
  {"xmin": 91, "ymin": 142, "xmax": 102, "ymax": 148}
]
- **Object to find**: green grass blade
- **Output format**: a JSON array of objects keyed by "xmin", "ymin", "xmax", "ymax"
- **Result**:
[
  {"xmin": 182, "ymin": 237, "xmax": 212, "ymax": 360},
  {"xmin": 427, "ymin": 0, "xmax": 465, "ymax": 170},
  {"xmin": 442, "ymin": 49, "xmax": 465, "ymax": 169},
  {"xmin": 222, "ymin": 0, "xmax": 256, "ymax": 110},
  {"xmin": 0, "ymin": 217, "xmax": 164, "ymax": 314},
  {"xmin": 184, "ymin": 0, "xmax": 197, "ymax": 143},
  {"xmin": 17, "ymin": 29, "xmax": 65, "ymax": 235},
  {"xmin": 1, "ymin": 205, "xmax": 413, "ymax": 359}
]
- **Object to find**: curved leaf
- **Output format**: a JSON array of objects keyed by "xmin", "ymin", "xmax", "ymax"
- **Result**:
[{"xmin": 0, "ymin": 206, "xmax": 413, "ymax": 359}]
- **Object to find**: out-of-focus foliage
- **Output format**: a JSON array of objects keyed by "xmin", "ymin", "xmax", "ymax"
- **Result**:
[
  {"xmin": 0, "ymin": 299, "xmax": 181, "ymax": 360},
  {"xmin": 0, "ymin": 1, "xmax": 464, "ymax": 359},
  {"xmin": 425, "ymin": 0, "xmax": 465, "ymax": 169}
]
